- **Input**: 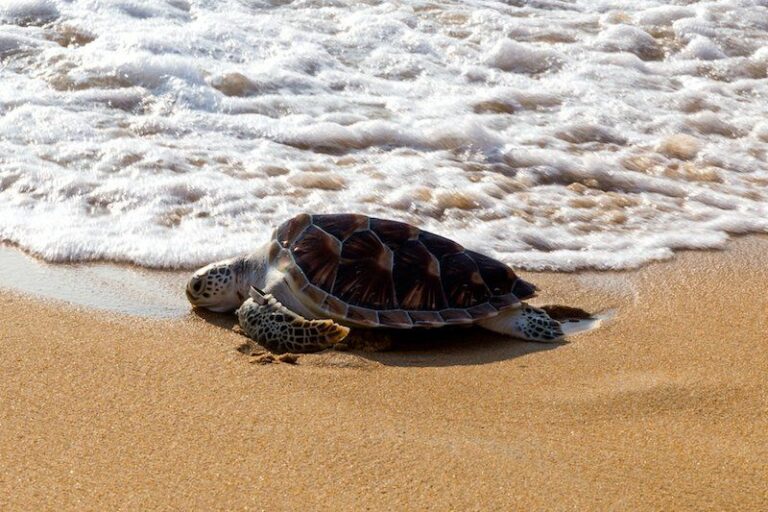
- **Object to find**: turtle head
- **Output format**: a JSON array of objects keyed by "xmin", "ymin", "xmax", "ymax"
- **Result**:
[{"xmin": 186, "ymin": 257, "xmax": 249, "ymax": 312}]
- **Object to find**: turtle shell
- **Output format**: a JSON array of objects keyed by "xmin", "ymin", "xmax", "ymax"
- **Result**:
[{"xmin": 270, "ymin": 213, "xmax": 537, "ymax": 328}]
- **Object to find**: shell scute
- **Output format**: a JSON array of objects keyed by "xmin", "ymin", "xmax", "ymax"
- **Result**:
[
  {"xmin": 467, "ymin": 303, "xmax": 497, "ymax": 319},
  {"xmin": 322, "ymin": 294, "xmax": 348, "ymax": 317},
  {"xmin": 341, "ymin": 230, "xmax": 391, "ymax": 265},
  {"xmin": 346, "ymin": 305, "xmax": 379, "ymax": 326},
  {"xmin": 465, "ymin": 250, "xmax": 536, "ymax": 299},
  {"xmin": 377, "ymin": 310, "xmax": 413, "ymax": 328},
  {"xmin": 286, "ymin": 264, "xmax": 309, "ymax": 290},
  {"xmin": 370, "ymin": 218, "xmax": 420, "ymax": 250},
  {"xmin": 276, "ymin": 213, "xmax": 311, "ymax": 248},
  {"xmin": 408, "ymin": 311, "xmax": 444, "ymax": 326},
  {"xmin": 440, "ymin": 252, "xmax": 491, "ymax": 308},
  {"xmin": 312, "ymin": 213, "xmax": 368, "ymax": 241},
  {"xmin": 418, "ymin": 231, "xmax": 463, "ymax": 259},
  {"xmin": 439, "ymin": 309, "xmax": 473, "ymax": 324},
  {"xmin": 292, "ymin": 225, "xmax": 340, "ymax": 292},
  {"xmin": 302, "ymin": 283, "xmax": 327, "ymax": 306},
  {"xmin": 392, "ymin": 240, "xmax": 447, "ymax": 310},
  {"xmin": 267, "ymin": 241, "xmax": 281, "ymax": 263},
  {"xmin": 332, "ymin": 231, "xmax": 397, "ymax": 309}
]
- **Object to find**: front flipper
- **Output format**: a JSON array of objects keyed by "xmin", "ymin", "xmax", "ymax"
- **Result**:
[{"xmin": 236, "ymin": 287, "xmax": 350, "ymax": 353}]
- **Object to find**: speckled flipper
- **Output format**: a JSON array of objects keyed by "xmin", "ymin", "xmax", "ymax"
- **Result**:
[
  {"xmin": 479, "ymin": 302, "xmax": 606, "ymax": 342},
  {"xmin": 236, "ymin": 287, "xmax": 350, "ymax": 353},
  {"xmin": 478, "ymin": 303, "xmax": 565, "ymax": 342}
]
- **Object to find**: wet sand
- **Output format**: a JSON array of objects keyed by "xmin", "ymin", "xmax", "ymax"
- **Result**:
[{"xmin": 1, "ymin": 237, "xmax": 766, "ymax": 510}]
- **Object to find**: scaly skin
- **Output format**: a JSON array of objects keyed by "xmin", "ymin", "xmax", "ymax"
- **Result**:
[{"xmin": 236, "ymin": 288, "xmax": 349, "ymax": 353}]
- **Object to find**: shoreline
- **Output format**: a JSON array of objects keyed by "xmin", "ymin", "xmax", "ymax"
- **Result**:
[
  {"xmin": 0, "ymin": 232, "xmax": 758, "ymax": 319},
  {"xmin": 1, "ymin": 236, "xmax": 767, "ymax": 510},
  {"xmin": 0, "ymin": 244, "xmax": 190, "ymax": 318}
]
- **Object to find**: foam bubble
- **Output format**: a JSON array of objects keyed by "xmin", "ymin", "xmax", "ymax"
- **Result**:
[
  {"xmin": 594, "ymin": 24, "xmax": 662, "ymax": 60},
  {"xmin": 679, "ymin": 36, "xmax": 727, "ymax": 61},
  {"xmin": 0, "ymin": 0, "xmax": 59, "ymax": 26},
  {"xmin": 0, "ymin": 28, "xmax": 47, "ymax": 56},
  {"xmin": 672, "ymin": 18, "xmax": 719, "ymax": 41},
  {"xmin": 634, "ymin": 6, "xmax": 695, "ymax": 27},
  {"xmin": 657, "ymin": 134, "xmax": 701, "ymax": 161},
  {"xmin": 485, "ymin": 39, "xmax": 562, "ymax": 74}
]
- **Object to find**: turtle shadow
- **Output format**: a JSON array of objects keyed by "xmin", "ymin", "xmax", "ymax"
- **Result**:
[
  {"xmin": 189, "ymin": 307, "xmax": 238, "ymax": 330},
  {"xmin": 189, "ymin": 307, "xmax": 574, "ymax": 368},
  {"xmin": 344, "ymin": 326, "xmax": 566, "ymax": 368},
  {"xmin": 343, "ymin": 304, "xmax": 595, "ymax": 367}
]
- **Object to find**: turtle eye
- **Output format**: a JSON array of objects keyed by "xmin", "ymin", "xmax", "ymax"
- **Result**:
[{"xmin": 192, "ymin": 279, "xmax": 203, "ymax": 293}]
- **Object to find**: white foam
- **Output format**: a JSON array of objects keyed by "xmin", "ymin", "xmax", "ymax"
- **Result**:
[
  {"xmin": 634, "ymin": 6, "xmax": 695, "ymax": 27},
  {"xmin": 485, "ymin": 39, "xmax": 562, "ymax": 74},
  {"xmin": 679, "ymin": 36, "xmax": 727, "ymax": 61},
  {"xmin": 0, "ymin": 0, "xmax": 59, "ymax": 26},
  {"xmin": 594, "ymin": 24, "xmax": 661, "ymax": 60},
  {"xmin": 0, "ymin": 0, "xmax": 767, "ymax": 272},
  {"xmin": 0, "ymin": 27, "xmax": 45, "ymax": 56},
  {"xmin": 672, "ymin": 17, "xmax": 719, "ymax": 41}
]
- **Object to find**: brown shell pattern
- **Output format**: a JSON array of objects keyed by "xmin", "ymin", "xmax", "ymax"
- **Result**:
[{"xmin": 274, "ymin": 213, "xmax": 537, "ymax": 328}]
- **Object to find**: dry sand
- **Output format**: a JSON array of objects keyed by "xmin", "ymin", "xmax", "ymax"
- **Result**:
[{"xmin": 1, "ymin": 237, "xmax": 767, "ymax": 511}]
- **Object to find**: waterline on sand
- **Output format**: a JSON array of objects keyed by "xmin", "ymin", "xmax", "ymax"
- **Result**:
[{"xmin": 0, "ymin": 244, "xmax": 189, "ymax": 318}]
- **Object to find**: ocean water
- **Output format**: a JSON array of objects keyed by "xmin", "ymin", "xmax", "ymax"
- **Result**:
[{"xmin": 1, "ymin": 0, "xmax": 767, "ymax": 271}]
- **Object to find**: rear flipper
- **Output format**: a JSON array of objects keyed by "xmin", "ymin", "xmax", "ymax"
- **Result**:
[
  {"xmin": 478, "ymin": 303, "xmax": 604, "ymax": 342},
  {"xmin": 236, "ymin": 287, "xmax": 349, "ymax": 353}
]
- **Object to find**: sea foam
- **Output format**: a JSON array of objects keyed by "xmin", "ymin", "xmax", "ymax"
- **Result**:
[{"xmin": 0, "ymin": 0, "xmax": 767, "ymax": 271}]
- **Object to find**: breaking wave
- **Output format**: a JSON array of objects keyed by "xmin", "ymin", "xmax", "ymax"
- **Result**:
[{"xmin": 1, "ymin": 0, "xmax": 767, "ymax": 270}]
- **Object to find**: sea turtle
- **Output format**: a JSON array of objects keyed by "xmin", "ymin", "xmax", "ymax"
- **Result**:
[{"xmin": 186, "ymin": 213, "xmax": 594, "ymax": 353}]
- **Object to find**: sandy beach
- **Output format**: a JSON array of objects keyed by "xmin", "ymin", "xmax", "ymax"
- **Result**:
[
  {"xmin": 3, "ymin": 1, "xmax": 768, "ymax": 509},
  {"xmin": 0, "ymin": 238, "xmax": 766, "ymax": 511}
]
